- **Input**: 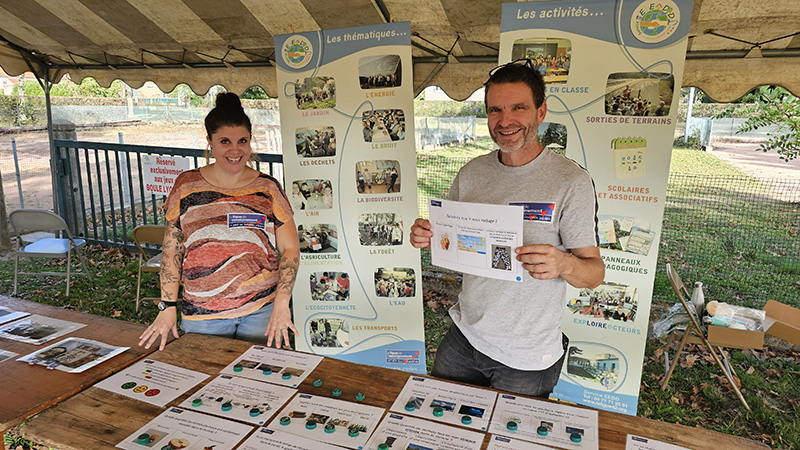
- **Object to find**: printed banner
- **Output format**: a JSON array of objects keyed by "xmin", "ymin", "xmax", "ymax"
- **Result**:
[
  {"xmin": 499, "ymin": 0, "xmax": 693, "ymax": 414},
  {"xmin": 275, "ymin": 22, "xmax": 425, "ymax": 373}
]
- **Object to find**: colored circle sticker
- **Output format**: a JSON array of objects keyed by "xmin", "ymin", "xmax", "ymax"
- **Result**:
[
  {"xmin": 133, "ymin": 385, "xmax": 148, "ymax": 393},
  {"xmin": 630, "ymin": 0, "xmax": 680, "ymax": 43},
  {"xmin": 121, "ymin": 382, "xmax": 137, "ymax": 390},
  {"xmin": 144, "ymin": 389, "xmax": 161, "ymax": 397}
]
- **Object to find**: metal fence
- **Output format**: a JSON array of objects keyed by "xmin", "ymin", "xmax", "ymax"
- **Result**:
[
  {"xmin": 415, "ymin": 116, "xmax": 476, "ymax": 149},
  {"xmin": 52, "ymin": 139, "xmax": 283, "ymax": 250}
]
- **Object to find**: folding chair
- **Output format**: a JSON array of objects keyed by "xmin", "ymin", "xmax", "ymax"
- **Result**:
[
  {"xmin": 9, "ymin": 209, "xmax": 93, "ymax": 297},
  {"xmin": 662, "ymin": 263, "xmax": 750, "ymax": 410},
  {"xmin": 132, "ymin": 225, "xmax": 165, "ymax": 311}
]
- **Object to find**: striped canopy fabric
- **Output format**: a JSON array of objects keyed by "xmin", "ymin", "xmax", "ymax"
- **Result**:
[{"xmin": 0, "ymin": 0, "xmax": 798, "ymax": 101}]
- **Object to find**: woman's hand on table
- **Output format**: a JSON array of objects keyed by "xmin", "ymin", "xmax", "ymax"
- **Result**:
[
  {"xmin": 265, "ymin": 301, "xmax": 297, "ymax": 348},
  {"xmin": 138, "ymin": 308, "xmax": 179, "ymax": 351}
]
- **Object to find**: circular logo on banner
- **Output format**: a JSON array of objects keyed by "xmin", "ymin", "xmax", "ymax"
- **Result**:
[
  {"xmin": 630, "ymin": 1, "xmax": 680, "ymax": 43},
  {"xmin": 282, "ymin": 35, "xmax": 314, "ymax": 69}
]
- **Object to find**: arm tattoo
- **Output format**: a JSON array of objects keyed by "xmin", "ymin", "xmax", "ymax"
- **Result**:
[
  {"xmin": 160, "ymin": 223, "xmax": 185, "ymax": 297},
  {"xmin": 277, "ymin": 256, "xmax": 299, "ymax": 296}
]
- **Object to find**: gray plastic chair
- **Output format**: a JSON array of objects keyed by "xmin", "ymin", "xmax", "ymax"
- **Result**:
[
  {"xmin": 9, "ymin": 209, "xmax": 93, "ymax": 297},
  {"xmin": 133, "ymin": 225, "xmax": 165, "ymax": 311}
]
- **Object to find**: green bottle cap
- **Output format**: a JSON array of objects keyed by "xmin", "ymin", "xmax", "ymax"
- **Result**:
[
  {"xmin": 305, "ymin": 420, "xmax": 317, "ymax": 430},
  {"xmin": 191, "ymin": 398, "xmax": 202, "ymax": 407},
  {"xmin": 461, "ymin": 415, "xmax": 472, "ymax": 424},
  {"xmin": 221, "ymin": 402, "xmax": 232, "ymax": 411},
  {"xmin": 249, "ymin": 408, "xmax": 260, "ymax": 417},
  {"xmin": 507, "ymin": 421, "xmax": 518, "ymax": 431},
  {"xmin": 233, "ymin": 364, "xmax": 243, "ymax": 372},
  {"xmin": 332, "ymin": 387, "xmax": 342, "ymax": 397},
  {"xmin": 324, "ymin": 423, "xmax": 336, "ymax": 434},
  {"xmin": 136, "ymin": 434, "xmax": 150, "ymax": 445},
  {"xmin": 537, "ymin": 425, "xmax": 548, "ymax": 436},
  {"xmin": 279, "ymin": 416, "xmax": 291, "ymax": 426},
  {"xmin": 432, "ymin": 406, "xmax": 444, "ymax": 417},
  {"xmin": 313, "ymin": 378, "xmax": 323, "ymax": 387},
  {"xmin": 570, "ymin": 432, "xmax": 582, "ymax": 443},
  {"xmin": 355, "ymin": 392, "xmax": 365, "ymax": 401}
]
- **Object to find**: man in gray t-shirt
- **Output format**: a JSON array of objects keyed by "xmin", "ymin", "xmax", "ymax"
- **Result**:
[{"xmin": 410, "ymin": 61, "xmax": 604, "ymax": 398}]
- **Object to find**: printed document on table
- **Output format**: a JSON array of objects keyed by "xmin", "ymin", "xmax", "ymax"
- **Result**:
[
  {"xmin": 116, "ymin": 407, "xmax": 252, "ymax": 450},
  {"xmin": 428, "ymin": 198, "xmax": 524, "ymax": 282},
  {"xmin": 626, "ymin": 435, "xmax": 690, "ymax": 450},
  {"xmin": 239, "ymin": 428, "xmax": 343, "ymax": 450},
  {"xmin": 366, "ymin": 413, "xmax": 484, "ymax": 450},
  {"xmin": 94, "ymin": 359, "xmax": 210, "ymax": 407}
]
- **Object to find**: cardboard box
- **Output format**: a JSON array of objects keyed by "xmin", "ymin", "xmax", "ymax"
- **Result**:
[{"xmin": 706, "ymin": 300, "xmax": 800, "ymax": 350}]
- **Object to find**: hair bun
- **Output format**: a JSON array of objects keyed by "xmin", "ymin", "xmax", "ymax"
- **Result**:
[{"xmin": 214, "ymin": 92, "xmax": 243, "ymax": 110}]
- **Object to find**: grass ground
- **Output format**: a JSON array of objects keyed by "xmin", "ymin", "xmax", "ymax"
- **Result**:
[{"xmin": 2, "ymin": 144, "xmax": 798, "ymax": 449}]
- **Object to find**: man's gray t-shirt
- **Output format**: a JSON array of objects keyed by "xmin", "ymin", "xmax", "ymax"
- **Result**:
[{"xmin": 448, "ymin": 148, "xmax": 599, "ymax": 370}]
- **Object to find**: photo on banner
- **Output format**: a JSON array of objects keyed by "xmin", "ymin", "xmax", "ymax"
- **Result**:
[
  {"xmin": 275, "ymin": 22, "xmax": 425, "ymax": 372},
  {"xmin": 499, "ymin": 0, "xmax": 694, "ymax": 414}
]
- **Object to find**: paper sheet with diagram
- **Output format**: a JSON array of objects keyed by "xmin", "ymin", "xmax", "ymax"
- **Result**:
[
  {"xmin": 366, "ymin": 413, "xmax": 485, "ymax": 450},
  {"xmin": 179, "ymin": 374, "xmax": 296, "ymax": 425},
  {"xmin": 116, "ymin": 407, "xmax": 252, "ymax": 450},
  {"xmin": 219, "ymin": 345, "xmax": 323, "ymax": 387},
  {"xmin": 487, "ymin": 434, "xmax": 553, "ymax": 450},
  {"xmin": 390, "ymin": 375, "xmax": 497, "ymax": 431},
  {"xmin": 488, "ymin": 393, "xmax": 598, "ymax": 450},
  {"xmin": 238, "ymin": 428, "xmax": 343, "ymax": 450},
  {"xmin": 94, "ymin": 359, "xmax": 210, "ymax": 407},
  {"xmin": 428, "ymin": 198, "xmax": 524, "ymax": 282},
  {"xmin": 626, "ymin": 435, "xmax": 690, "ymax": 450},
  {"xmin": 266, "ymin": 393, "xmax": 384, "ymax": 449}
]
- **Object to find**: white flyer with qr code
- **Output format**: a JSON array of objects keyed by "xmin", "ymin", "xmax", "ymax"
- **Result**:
[{"xmin": 428, "ymin": 198, "xmax": 524, "ymax": 282}]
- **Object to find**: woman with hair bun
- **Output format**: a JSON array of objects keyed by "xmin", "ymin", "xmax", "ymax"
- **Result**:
[{"xmin": 139, "ymin": 92, "xmax": 300, "ymax": 350}]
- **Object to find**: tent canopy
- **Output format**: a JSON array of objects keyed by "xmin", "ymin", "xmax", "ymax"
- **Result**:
[{"xmin": 0, "ymin": 0, "xmax": 798, "ymax": 102}]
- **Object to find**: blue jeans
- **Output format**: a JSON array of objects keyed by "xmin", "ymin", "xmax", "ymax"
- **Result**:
[
  {"xmin": 181, "ymin": 302, "xmax": 274, "ymax": 344},
  {"xmin": 431, "ymin": 324, "xmax": 568, "ymax": 398}
]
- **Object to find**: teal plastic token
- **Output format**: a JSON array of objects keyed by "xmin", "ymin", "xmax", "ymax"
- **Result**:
[
  {"xmin": 355, "ymin": 392, "xmax": 365, "ymax": 401},
  {"xmin": 233, "ymin": 364, "xmax": 243, "ymax": 372},
  {"xmin": 191, "ymin": 398, "xmax": 202, "ymax": 407},
  {"xmin": 349, "ymin": 428, "xmax": 360, "ymax": 437},
  {"xmin": 461, "ymin": 415, "xmax": 472, "ymax": 425},
  {"xmin": 507, "ymin": 421, "xmax": 518, "ymax": 431},
  {"xmin": 570, "ymin": 433, "xmax": 582, "ymax": 443},
  {"xmin": 405, "ymin": 401, "xmax": 417, "ymax": 411},
  {"xmin": 137, "ymin": 434, "xmax": 150, "ymax": 445},
  {"xmin": 537, "ymin": 426, "xmax": 548, "ymax": 436},
  {"xmin": 377, "ymin": 444, "xmax": 388, "ymax": 450},
  {"xmin": 249, "ymin": 408, "xmax": 260, "ymax": 417},
  {"xmin": 280, "ymin": 416, "xmax": 291, "ymax": 426},
  {"xmin": 332, "ymin": 387, "xmax": 342, "ymax": 397},
  {"xmin": 324, "ymin": 423, "xmax": 336, "ymax": 434},
  {"xmin": 262, "ymin": 368, "xmax": 272, "ymax": 375},
  {"xmin": 433, "ymin": 406, "xmax": 444, "ymax": 417},
  {"xmin": 281, "ymin": 372, "xmax": 292, "ymax": 380},
  {"xmin": 313, "ymin": 378, "xmax": 323, "ymax": 387},
  {"xmin": 305, "ymin": 420, "xmax": 317, "ymax": 430},
  {"xmin": 160, "ymin": 446, "xmax": 173, "ymax": 450},
  {"xmin": 221, "ymin": 402, "xmax": 232, "ymax": 411}
]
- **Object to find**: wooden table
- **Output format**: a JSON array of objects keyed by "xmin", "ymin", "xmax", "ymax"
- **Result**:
[
  {"xmin": 19, "ymin": 332, "xmax": 768, "ymax": 450},
  {"xmin": 0, "ymin": 295, "xmax": 155, "ymax": 431}
]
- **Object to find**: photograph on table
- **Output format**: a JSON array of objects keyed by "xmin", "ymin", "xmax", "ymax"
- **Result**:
[
  {"xmin": 309, "ymin": 271, "xmax": 350, "ymax": 302},
  {"xmin": 564, "ymin": 342, "xmax": 626, "ymax": 391},
  {"xmin": 298, "ymin": 224, "xmax": 338, "ymax": 254},
  {"xmin": 374, "ymin": 267, "xmax": 416, "ymax": 298},
  {"xmin": 18, "ymin": 337, "xmax": 128, "ymax": 373},
  {"xmin": 290, "ymin": 179, "xmax": 333, "ymax": 210},
  {"xmin": 359, "ymin": 213, "xmax": 404, "ymax": 246},
  {"xmin": 597, "ymin": 215, "xmax": 655, "ymax": 255},
  {"xmin": 362, "ymin": 109, "xmax": 406, "ymax": 142},
  {"xmin": 359, "ymin": 54, "xmax": 402, "ymax": 89},
  {"xmin": 308, "ymin": 318, "xmax": 350, "ymax": 348},
  {"xmin": 294, "ymin": 76, "xmax": 336, "ymax": 110},
  {"xmin": 0, "ymin": 314, "xmax": 85, "ymax": 344},
  {"xmin": 605, "ymin": 72, "xmax": 674, "ymax": 116},
  {"xmin": 355, "ymin": 160, "xmax": 401, "ymax": 194},
  {"xmin": 511, "ymin": 38, "xmax": 572, "ymax": 84},
  {"xmin": 538, "ymin": 122, "xmax": 568, "ymax": 157},
  {"xmin": 295, "ymin": 126, "xmax": 336, "ymax": 158},
  {"xmin": 567, "ymin": 282, "xmax": 639, "ymax": 323}
]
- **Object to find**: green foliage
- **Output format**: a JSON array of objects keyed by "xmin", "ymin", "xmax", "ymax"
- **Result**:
[
  {"xmin": 716, "ymin": 86, "xmax": 800, "ymax": 161},
  {"xmin": 414, "ymin": 100, "xmax": 486, "ymax": 118},
  {"xmin": 672, "ymin": 130, "xmax": 704, "ymax": 150},
  {"xmin": 20, "ymin": 77, "xmax": 123, "ymax": 98},
  {"xmin": 241, "ymin": 86, "xmax": 270, "ymax": 100}
]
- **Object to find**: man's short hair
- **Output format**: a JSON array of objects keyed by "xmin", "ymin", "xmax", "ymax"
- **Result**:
[{"xmin": 484, "ymin": 61, "xmax": 546, "ymax": 108}]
